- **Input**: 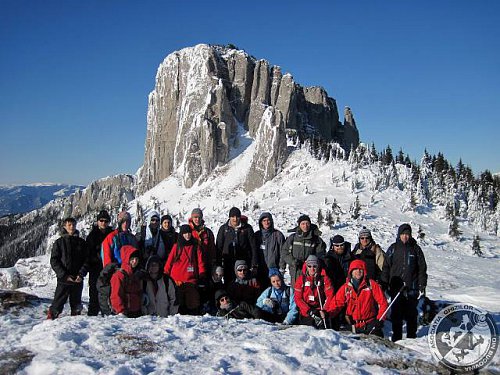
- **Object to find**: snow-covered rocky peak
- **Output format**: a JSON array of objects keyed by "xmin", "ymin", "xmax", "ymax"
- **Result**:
[{"xmin": 138, "ymin": 44, "xmax": 359, "ymax": 194}]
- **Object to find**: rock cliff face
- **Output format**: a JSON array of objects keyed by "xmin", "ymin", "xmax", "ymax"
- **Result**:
[{"xmin": 138, "ymin": 44, "xmax": 359, "ymax": 194}]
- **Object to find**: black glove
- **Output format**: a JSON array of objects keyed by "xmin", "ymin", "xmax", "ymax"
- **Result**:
[{"xmin": 308, "ymin": 309, "xmax": 324, "ymax": 328}]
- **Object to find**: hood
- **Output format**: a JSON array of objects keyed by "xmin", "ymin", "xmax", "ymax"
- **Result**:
[
  {"xmin": 214, "ymin": 289, "xmax": 229, "ymax": 308},
  {"xmin": 397, "ymin": 223, "xmax": 412, "ymax": 237},
  {"xmin": 258, "ymin": 212, "xmax": 274, "ymax": 230},
  {"xmin": 348, "ymin": 259, "xmax": 367, "ymax": 276},
  {"xmin": 120, "ymin": 245, "xmax": 141, "ymax": 266},
  {"xmin": 147, "ymin": 210, "xmax": 160, "ymax": 221}
]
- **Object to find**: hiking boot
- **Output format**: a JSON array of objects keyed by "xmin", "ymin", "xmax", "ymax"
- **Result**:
[{"xmin": 71, "ymin": 310, "xmax": 81, "ymax": 316}]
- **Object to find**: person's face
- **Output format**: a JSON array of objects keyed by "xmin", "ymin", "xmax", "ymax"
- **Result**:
[
  {"xmin": 129, "ymin": 256, "xmax": 139, "ymax": 269},
  {"xmin": 148, "ymin": 262, "xmax": 160, "ymax": 276},
  {"xmin": 120, "ymin": 220, "xmax": 130, "ymax": 232},
  {"xmin": 97, "ymin": 218, "xmax": 109, "ymax": 230},
  {"xmin": 352, "ymin": 268, "xmax": 364, "ymax": 281},
  {"xmin": 150, "ymin": 217, "xmax": 159, "ymax": 229},
  {"xmin": 333, "ymin": 243, "xmax": 345, "ymax": 254},
  {"xmin": 270, "ymin": 275, "xmax": 282, "ymax": 289},
  {"xmin": 64, "ymin": 221, "xmax": 76, "ymax": 235},
  {"xmin": 161, "ymin": 219, "xmax": 171, "ymax": 230},
  {"xmin": 229, "ymin": 216, "xmax": 240, "ymax": 227},
  {"xmin": 306, "ymin": 264, "xmax": 317, "ymax": 276},
  {"xmin": 359, "ymin": 236, "xmax": 371, "ymax": 247},
  {"xmin": 182, "ymin": 232, "xmax": 192, "ymax": 241},
  {"xmin": 299, "ymin": 221, "xmax": 310, "ymax": 233},
  {"xmin": 236, "ymin": 266, "xmax": 248, "ymax": 279},
  {"xmin": 261, "ymin": 218, "xmax": 271, "ymax": 230},
  {"xmin": 400, "ymin": 233, "xmax": 410, "ymax": 244},
  {"xmin": 219, "ymin": 295, "xmax": 231, "ymax": 309},
  {"xmin": 192, "ymin": 215, "xmax": 202, "ymax": 226}
]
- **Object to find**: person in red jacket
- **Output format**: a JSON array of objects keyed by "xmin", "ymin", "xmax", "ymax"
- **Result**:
[
  {"xmin": 164, "ymin": 224, "xmax": 207, "ymax": 314},
  {"xmin": 102, "ymin": 211, "xmax": 138, "ymax": 267},
  {"xmin": 326, "ymin": 259, "xmax": 388, "ymax": 337},
  {"xmin": 110, "ymin": 245, "xmax": 142, "ymax": 318},
  {"xmin": 294, "ymin": 255, "xmax": 334, "ymax": 329},
  {"xmin": 189, "ymin": 208, "xmax": 216, "ymax": 274}
]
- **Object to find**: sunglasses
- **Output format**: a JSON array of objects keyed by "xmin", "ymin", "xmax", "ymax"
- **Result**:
[
  {"xmin": 359, "ymin": 237, "xmax": 370, "ymax": 240},
  {"xmin": 98, "ymin": 219, "xmax": 109, "ymax": 223},
  {"xmin": 333, "ymin": 243, "xmax": 344, "ymax": 247},
  {"xmin": 150, "ymin": 218, "xmax": 159, "ymax": 222},
  {"xmin": 219, "ymin": 296, "xmax": 230, "ymax": 302},
  {"xmin": 237, "ymin": 268, "xmax": 248, "ymax": 272},
  {"xmin": 307, "ymin": 264, "xmax": 318, "ymax": 269}
]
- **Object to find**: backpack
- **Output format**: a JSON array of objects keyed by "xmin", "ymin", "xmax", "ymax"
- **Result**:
[{"xmin": 96, "ymin": 262, "xmax": 127, "ymax": 316}]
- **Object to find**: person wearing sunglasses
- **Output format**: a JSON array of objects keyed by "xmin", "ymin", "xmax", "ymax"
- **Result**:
[
  {"xmin": 352, "ymin": 227, "xmax": 385, "ymax": 283},
  {"xmin": 294, "ymin": 255, "xmax": 334, "ymax": 329},
  {"xmin": 85, "ymin": 210, "xmax": 113, "ymax": 316},
  {"xmin": 324, "ymin": 234, "xmax": 353, "ymax": 291},
  {"xmin": 227, "ymin": 260, "xmax": 261, "ymax": 305},
  {"xmin": 215, "ymin": 289, "xmax": 273, "ymax": 322}
]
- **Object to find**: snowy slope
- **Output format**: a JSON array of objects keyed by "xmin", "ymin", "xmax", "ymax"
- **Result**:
[{"xmin": 1, "ymin": 138, "xmax": 499, "ymax": 374}]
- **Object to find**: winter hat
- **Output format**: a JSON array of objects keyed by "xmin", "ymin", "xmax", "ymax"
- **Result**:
[
  {"xmin": 179, "ymin": 224, "xmax": 191, "ymax": 235},
  {"xmin": 97, "ymin": 210, "xmax": 111, "ymax": 222},
  {"xmin": 297, "ymin": 214, "xmax": 311, "ymax": 225},
  {"xmin": 268, "ymin": 268, "xmax": 283, "ymax": 279},
  {"xmin": 359, "ymin": 227, "xmax": 372, "ymax": 238},
  {"xmin": 398, "ymin": 223, "xmax": 412, "ymax": 236},
  {"xmin": 214, "ymin": 289, "xmax": 229, "ymax": 305},
  {"xmin": 191, "ymin": 208, "xmax": 203, "ymax": 218},
  {"xmin": 330, "ymin": 235, "xmax": 345, "ymax": 246},
  {"xmin": 146, "ymin": 255, "xmax": 161, "ymax": 271},
  {"xmin": 161, "ymin": 214, "xmax": 173, "ymax": 224},
  {"xmin": 234, "ymin": 260, "xmax": 248, "ymax": 273},
  {"xmin": 229, "ymin": 207, "xmax": 241, "ymax": 218},
  {"xmin": 117, "ymin": 211, "xmax": 131, "ymax": 226},
  {"xmin": 148, "ymin": 210, "xmax": 160, "ymax": 222},
  {"xmin": 305, "ymin": 254, "xmax": 319, "ymax": 267}
]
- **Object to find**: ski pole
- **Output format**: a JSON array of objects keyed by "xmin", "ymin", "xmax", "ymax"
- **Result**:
[
  {"xmin": 316, "ymin": 280, "xmax": 328, "ymax": 329},
  {"xmin": 369, "ymin": 283, "xmax": 405, "ymax": 335}
]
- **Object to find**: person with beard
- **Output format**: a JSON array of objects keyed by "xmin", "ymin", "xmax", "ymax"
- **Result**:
[
  {"xmin": 142, "ymin": 255, "xmax": 178, "ymax": 317},
  {"xmin": 254, "ymin": 212, "xmax": 286, "ymax": 288},
  {"xmin": 227, "ymin": 260, "xmax": 261, "ymax": 304},
  {"xmin": 215, "ymin": 290, "xmax": 274, "ymax": 322},
  {"xmin": 102, "ymin": 211, "xmax": 138, "ymax": 267},
  {"xmin": 164, "ymin": 224, "xmax": 207, "ymax": 314},
  {"xmin": 47, "ymin": 217, "xmax": 89, "ymax": 319},
  {"xmin": 216, "ymin": 207, "xmax": 258, "ymax": 284},
  {"xmin": 352, "ymin": 227, "xmax": 385, "ymax": 283},
  {"xmin": 136, "ymin": 211, "xmax": 169, "ymax": 263},
  {"xmin": 85, "ymin": 210, "xmax": 113, "ymax": 316},
  {"xmin": 381, "ymin": 223, "xmax": 428, "ymax": 341},
  {"xmin": 294, "ymin": 255, "xmax": 334, "ymax": 329},
  {"xmin": 326, "ymin": 259, "xmax": 388, "ymax": 337},
  {"xmin": 159, "ymin": 214, "xmax": 177, "ymax": 262},
  {"xmin": 281, "ymin": 214, "xmax": 326, "ymax": 286},
  {"xmin": 189, "ymin": 208, "xmax": 216, "ymax": 274},
  {"xmin": 324, "ymin": 234, "xmax": 353, "ymax": 291}
]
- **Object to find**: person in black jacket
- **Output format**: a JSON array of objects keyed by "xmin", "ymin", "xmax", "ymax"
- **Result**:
[
  {"xmin": 351, "ymin": 227, "xmax": 385, "ymax": 283},
  {"xmin": 381, "ymin": 223, "xmax": 428, "ymax": 341},
  {"xmin": 324, "ymin": 234, "xmax": 352, "ymax": 291},
  {"xmin": 159, "ymin": 214, "xmax": 178, "ymax": 262},
  {"xmin": 215, "ymin": 289, "xmax": 273, "ymax": 322},
  {"xmin": 47, "ymin": 217, "xmax": 89, "ymax": 319},
  {"xmin": 85, "ymin": 210, "xmax": 113, "ymax": 316},
  {"xmin": 216, "ymin": 207, "xmax": 258, "ymax": 284}
]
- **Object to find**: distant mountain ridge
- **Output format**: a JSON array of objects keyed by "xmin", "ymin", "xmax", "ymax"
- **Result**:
[{"xmin": 0, "ymin": 184, "xmax": 83, "ymax": 217}]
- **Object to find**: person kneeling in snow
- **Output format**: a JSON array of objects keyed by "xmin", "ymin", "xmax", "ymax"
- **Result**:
[
  {"xmin": 110, "ymin": 245, "xmax": 143, "ymax": 318},
  {"xmin": 215, "ymin": 290, "xmax": 274, "ymax": 322},
  {"xmin": 325, "ymin": 259, "xmax": 388, "ymax": 337},
  {"xmin": 142, "ymin": 255, "xmax": 179, "ymax": 317},
  {"xmin": 227, "ymin": 260, "xmax": 261, "ymax": 305},
  {"xmin": 256, "ymin": 269, "xmax": 298, "ymax": 325}
]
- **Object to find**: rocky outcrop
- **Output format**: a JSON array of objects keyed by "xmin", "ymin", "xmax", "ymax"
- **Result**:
[
  {"xmin": 342, "ymin": 106, "xmax": 360, "ymax": 152},
  {"xmin": 138, "ymin": 44, "xmax": 360, "ymax": 194}
]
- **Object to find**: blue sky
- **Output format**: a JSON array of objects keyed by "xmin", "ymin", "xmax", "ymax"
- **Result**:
[{"xmin": 1, "ymin": 1, "xmax": 498, "ymax": 185}]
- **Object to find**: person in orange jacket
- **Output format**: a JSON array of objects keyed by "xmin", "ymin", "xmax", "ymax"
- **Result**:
[
  {"xmin": 325, "ymin": 259, "xmax": 388, "ymax": 336},
  {"xmin": 164, "ymin": 224, "xmax": 207, "ymax": 314},
  {"xmin": 110, "ymin": 245, "xmax": 143, "ymax": 318},
  {"xmin": 294, "ymin": 255, "xmax": 334, "ymax": 329}
]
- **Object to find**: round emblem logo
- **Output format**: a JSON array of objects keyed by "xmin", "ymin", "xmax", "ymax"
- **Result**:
[{"xmin": 428, "ymin": 303, "xmax": 498, "ymax": 372}]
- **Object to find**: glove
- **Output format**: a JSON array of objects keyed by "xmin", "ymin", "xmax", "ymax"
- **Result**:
[
  {"xmin": 308, "ymin": 309, "xmax": 324, "ymax": 328},
  {"xmin": 262, "ymin": 298, "xmax": 275, "ymax": 309}
]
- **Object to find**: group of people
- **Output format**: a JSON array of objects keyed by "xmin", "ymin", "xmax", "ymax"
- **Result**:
[{"xmin": 47, "ymin": 206, "xmax": 427, "ymax": 342}]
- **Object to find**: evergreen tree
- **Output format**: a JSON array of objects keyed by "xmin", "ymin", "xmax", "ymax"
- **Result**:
[
  {"xmin": 325, "ymin": 209, "xmax": 334, "ymax": 227},
  {"xmin": 448, "ymin": 216, "xmax": 462, "ymax": 239},
  {"xmin": 350, "ymin": 195, "xmax": 361, "ymax": 219},
  {"xmin": 317, "ymin": 209, "xmax": 324, "ymax": 226}
]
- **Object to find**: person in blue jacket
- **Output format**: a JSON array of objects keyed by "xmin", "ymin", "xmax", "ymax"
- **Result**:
[{"xmin": 256, "ymin": 269, "xmax": 298, "ymax": 325}]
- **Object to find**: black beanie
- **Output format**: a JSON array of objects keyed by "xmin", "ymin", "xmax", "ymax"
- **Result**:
[
  {"xmin": 97, "ymin": 210, "xmax": 111, "ymax": 221},
  {"xmin": 297, "ymin": 214, "xmax": 311, "ymax": 224},
  {"xmin": 179, "ymin": 224, "xmax": 191, "ymax": 235},
  {"xmin": 161, "ymin": 214, "xmax": 173, "ymax": 224},
  {"xmin": 229, "ymin": 207, "xmax": 241, "ymax": 218}
]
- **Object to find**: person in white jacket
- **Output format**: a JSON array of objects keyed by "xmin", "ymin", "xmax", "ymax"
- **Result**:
[{"xmin": 142, "ymin": 255, "xmax": 179, "ymax": 317}]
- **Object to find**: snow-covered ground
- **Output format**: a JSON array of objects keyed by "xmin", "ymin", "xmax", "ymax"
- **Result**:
[{"xmin": 1, "ymin": 142, "xmax": 499, "ymax": 374}]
